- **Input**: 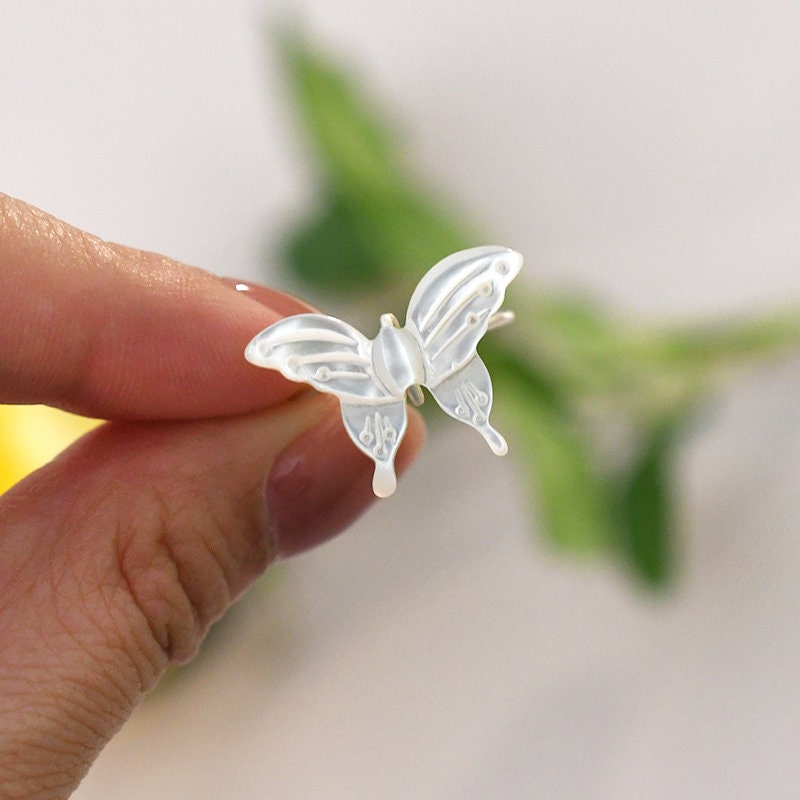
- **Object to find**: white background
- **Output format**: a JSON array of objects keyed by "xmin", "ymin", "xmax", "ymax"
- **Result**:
[{"xmin": 2, "ymin": 2, "xmax": 800, "ymax": 798}]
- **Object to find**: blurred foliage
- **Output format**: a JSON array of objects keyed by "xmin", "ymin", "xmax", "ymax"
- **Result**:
[
  {"xmin": 1, "ymin": 35, "xmax": 797, "ymax": 592},
  {"xmin": 274, "ymin": 32, "xmax": 800, "ymax": 586}
]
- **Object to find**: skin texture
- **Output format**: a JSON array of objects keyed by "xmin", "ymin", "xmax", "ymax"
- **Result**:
[{"xmin": 0, "ymin": 194, "xmax": 424, "ymax": 798}]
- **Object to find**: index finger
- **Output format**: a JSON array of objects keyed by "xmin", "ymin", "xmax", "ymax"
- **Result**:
[{"xmin": 0, "ymin": 194, "xmax": 303, "ymax": 420}]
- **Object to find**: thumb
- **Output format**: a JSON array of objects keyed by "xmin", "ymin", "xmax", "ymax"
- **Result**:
[{"xmin": 0, "ymin": 393, "xmax": 423, "ymax": 798}]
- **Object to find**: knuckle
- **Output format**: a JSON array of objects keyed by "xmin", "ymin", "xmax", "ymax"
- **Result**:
[{"xmin": 114, "ymin": 477, "xmax": 269, "ymax": 666}]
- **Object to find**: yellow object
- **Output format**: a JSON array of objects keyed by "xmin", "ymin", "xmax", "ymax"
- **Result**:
[{"xmin": 0, "ymin": 405, "xmax": 99, "ymax": 495}]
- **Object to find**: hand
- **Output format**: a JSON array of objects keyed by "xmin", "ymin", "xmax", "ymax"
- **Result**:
[{"xmin": 0, "ymin": 194, "xmax": 424, "ymax": 798}]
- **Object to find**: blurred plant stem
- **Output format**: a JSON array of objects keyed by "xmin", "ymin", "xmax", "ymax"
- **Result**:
[{"xmin": 272, "ymin": 31, "xmax": 800, "ymax": 586}]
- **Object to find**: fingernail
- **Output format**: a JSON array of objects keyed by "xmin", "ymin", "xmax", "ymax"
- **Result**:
[
  {"xmin": 221, "ymin": 277, "xmax": 317, "ymax": 315},
  {"xmin": 265, "ymin": 409, "xmax": 376, "ymax": 559}
]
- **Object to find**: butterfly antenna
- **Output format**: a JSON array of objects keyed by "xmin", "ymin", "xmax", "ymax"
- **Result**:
[{"xmin": 487, "ymin": 310, "xmax": 515, "ymax": 331}]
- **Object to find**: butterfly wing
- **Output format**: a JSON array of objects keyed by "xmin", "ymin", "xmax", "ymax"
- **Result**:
[
  {"xmin": 404, "ymin": 246, "xmax": 521, "ymax": 452},
  {"xmin": 340, "ymin": 400, "xmax": 408, "ymax": 497},
  {"xmin": 245, "ymin": 313, "xmax": 406, "ymax": 496},
  {"xmin": 405, "ymin": 246, "xmax": 522, "ymax": 381},
  {"xmin": 423, "ymin": 353, "xmax": 507, "ymax": 455},
  {"xmin": 245, "ymin": 313, "xmax": 390, "ymax": 401}
]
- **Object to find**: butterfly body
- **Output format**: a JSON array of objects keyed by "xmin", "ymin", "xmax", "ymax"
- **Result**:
[
  {"xmin": 372, "ymin": 315, "xmax": 426, "ymax": 397},
  {"xmin": 245, "ymin": 246, "xmax": 522, "ymax": 497}
]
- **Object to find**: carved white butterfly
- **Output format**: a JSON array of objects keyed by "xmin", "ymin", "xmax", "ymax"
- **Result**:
[{"xmin": 245, "ymin": 246, "xmax": 523, "ymax": 497}]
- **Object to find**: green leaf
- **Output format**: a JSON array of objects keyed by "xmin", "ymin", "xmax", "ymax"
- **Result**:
[
  {"xmin": 283, "ymin": 193, "xmax": 389, "ymax": 291},
  {"xmin": 282, "ymin": 189, "xmax": 473, "ymax": 295},
  {"xmin": 638, "ymin": 308, "xmax": 800, "ymax": 378},
  {"xmin": 498, "ymin": 292, "xmax": 633, "ymax": 398},
  {"xmin": 491, "ymin": 348, "xmax": 615, "ymax": 553},
  {"xmin": 276, "ymin": 29, "xmax": 405, "ymax": 197},
  {"xmin": 615, "ymin": 417, "xmax": 686, "ymax": 586},
  {"xmin": 276, "ymin": 31, "xmax": 475, "ymax": 297}
]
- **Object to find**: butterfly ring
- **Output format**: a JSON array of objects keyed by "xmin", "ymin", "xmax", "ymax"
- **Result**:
[{"xmin": 245, "ymin": 246, "xmax": 523, "ymax": 497}]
